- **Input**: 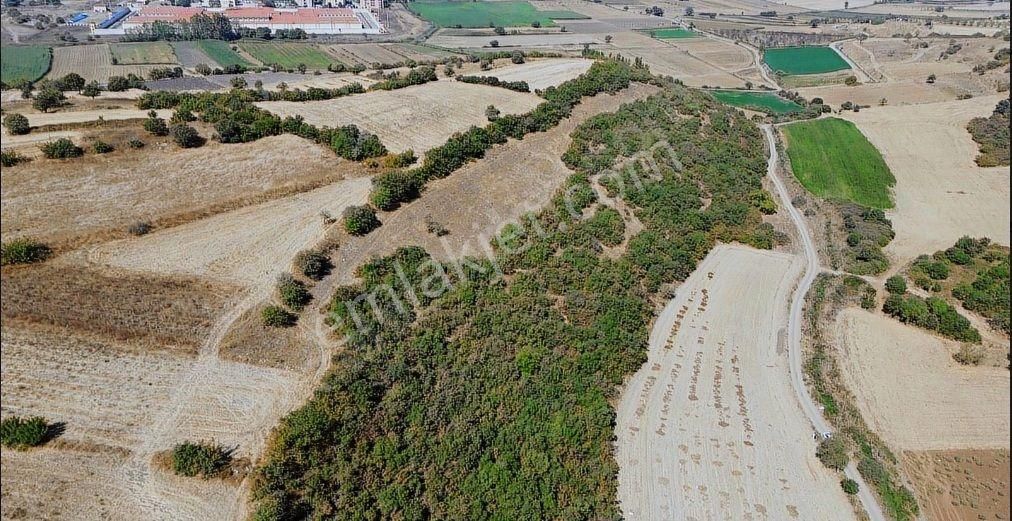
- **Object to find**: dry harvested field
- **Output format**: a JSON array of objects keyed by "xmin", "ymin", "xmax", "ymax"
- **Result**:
[
  {"xmin": 47, "ymin": 44, "xmax": 164, "ymax": 83},
  {"xmin": 0, "ymin": 264, "xmax": 237, "ymax": 354},
  {"xmin": 797, "ymin": 79, "xmax": 959, "ymax": 106},
  {"xmin": 605, "ymin": 31, "xmax": 748, "ymax": 88},
  {"xmin": 19, "ymin": 108, "xmax": 170, "ymax": 128},
  {"xmin": 327, "ymin": 82, "xmax": 660, "ymax": 284},
  {"xmin": 856, "ymin": 1, "xmax": 1012, "ymax": 18},
  {"xmin": 902, "ymin": 449, "xmax": 1010, "ymax": 521},
  {"xmin": 615, "ymin": 245, "xmax": 854, "ymax": 520},
  {"xmin": 472, "ymin": 57, "xmax": 593, "ymax": 89},
  {"xmin": 256, "ymin": 80, "xmax": 543, "ymax": 153},
  {"xmin": 1, "ymin": 135, "xmax": 356, "ymax": 247},
  {"xmin": 89, "ymin": 177, "xmax": 371, "ymax": 288},
  {"xmin": 839, "ymin": 96, "xmax": 1010, "ymax": 265},
  {"xmin": 835, "ymin": 308, "xmax": 1011, "ymax": 451}
]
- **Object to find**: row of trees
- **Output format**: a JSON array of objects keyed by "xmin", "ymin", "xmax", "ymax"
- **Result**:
[{"xmin": 455, "ymin": 75, "xmax": 531, "ymax": 92}]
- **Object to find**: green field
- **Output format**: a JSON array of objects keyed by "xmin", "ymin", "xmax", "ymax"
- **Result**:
[
  {"xmin": 110, "ymin": 42, "xmax": 177, "ymax": 64},
  {"xmin": 650, "ymin": 27, "xmax": 697, "ymax": 39},
  {"xmin": 191, "ymin": 40, "xmax": 254, "ymax": 68},
  {"xmin": 710, "ymin": 90, "xmax": 803, "ymax": 114},
  {"xmin": 783, "ymin": 118, "xmax": 895, "ymax": 209},
  {"xmin": 408, "ymin": 1, "xmax": 587, "ymax": 28},
  {"xmin": 1, "ymin": 45, "xmax": 52, "ymax": 84},
  {"xmin": 239, "ymin": 42, "xmax": 335, "ymax": 69},
  {"xmin": 764, "ymin": 46, "xmax": 851, "ymax": 75}
]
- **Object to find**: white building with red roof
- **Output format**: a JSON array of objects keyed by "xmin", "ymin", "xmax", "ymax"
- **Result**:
[{"xmin": 120, "ymin": 6, "xmax": 383, "ymax": 34}]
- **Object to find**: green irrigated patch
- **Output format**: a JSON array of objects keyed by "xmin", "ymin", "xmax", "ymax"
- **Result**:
[
  {"xmin": 110, "ymin": 42, "xmax": 177, "ymax": 65},
  {"xmin": 189, "ymin": 40, "xmax": 254, "ymax": 68},
  {"xmin": 710, "ymin": 90, "xmax": 803, "ymax": 114},
  {"xmin": 239, "ymin": 42, "xmax": 335, "ymax": 69},
  {"xmin": 650, "ymin": 27, "xmax": 696, "ymax": 39},
  {"xmin": 407, "ymin": 1, "xmax": 586, "ymax": 28},
  {"xmin": 764, "ymin": 46, "xmax": 851, "ymax": 75},
  {"xmin": 1, "ymin": 45, "xmax": 52, "ymax": 84},
  {"xmin": 782, "ymin": 118, "xmax": 895, "ymax": 209}
]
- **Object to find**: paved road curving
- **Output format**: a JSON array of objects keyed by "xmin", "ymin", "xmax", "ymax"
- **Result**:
[{"xmin": 762, "ymin": 124, "xmax": 887, "ymax": 521}]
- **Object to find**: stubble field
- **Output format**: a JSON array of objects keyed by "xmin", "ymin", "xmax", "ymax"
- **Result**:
[
  {"xmin": 615, "ymin": 245, "xmax": 854, "ymax": 520},
  {"xmin": 256, "ymin": 80, "xmax": 543, "ymax": 153},
  {"xmin": 47, "ymin": 44, "xmax": 164, "ymax": 83}
]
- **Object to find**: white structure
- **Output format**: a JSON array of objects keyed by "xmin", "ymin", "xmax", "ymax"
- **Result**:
[{"xmin": 119, "ymin": 6, "xmax": 384, "ymax": 34}]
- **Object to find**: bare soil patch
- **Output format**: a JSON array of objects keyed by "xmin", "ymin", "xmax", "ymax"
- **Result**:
[
  {"xmin": 256, "ymin": 80, "xmax": 543, "ymax": 153},
  {"xmin": 902, "ymin": 449, "xmax": 1010, "ymax": 521},
  {"xmin": 834, "ymin": 308, "xmax": 1010, "ymax": 451},
  {"xmin": 1, "ymin": 134, "xmax": 357, "ymax": 248},
  {"xmin": 605, "ymin": 31, "xmax": 748, "ymax": 88},
  {"xmin": 470, "ymin": 57, "xmax": 593, "ymax": 90},
  {"xmin": 219, "ymin": 301, "xmax": 315, "ymax": 372},
  {"xmin": 47, "ymin": 44, "xmax": 164, "ymax": 83},
  {"xmin": 840, "ymin": 96, "xmax": 1010, "ymax": 266},
  {"xmin": 615, "ymin": 245, "xmax": 854, "ymax": 519}
]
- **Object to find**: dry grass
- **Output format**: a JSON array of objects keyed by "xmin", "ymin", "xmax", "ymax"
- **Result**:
[
  {"xmin": 605, "ymin": 31, "xmax": 748, "ymax": 88},
  {"xmin": 0, "ymin": 263, "xmax": 239, "ymax": 354},
  {"xmin": 834, "ymin": 308, "xmax": 1010, "ymax": 450},
  {"xmin": 47, "ymin": 44, "xmax": 164, "ymax": 83},
  {"xmin": 1, "ymin": 134, "xmax": 360, "ymax": 249},
  {"xmin": 468, "ymin": 58, "xmax": 593, "ymax": 90},
  {"xmin": 256, "ymin": 80, "xmax": 543, "ymax": 153},
  {"xmin": 218, "ymin": 302, "xmax": 313, "ymax": 371}
]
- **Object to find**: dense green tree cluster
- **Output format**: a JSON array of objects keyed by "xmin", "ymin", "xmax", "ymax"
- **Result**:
[
  {"xmin": 882, "ymin": 293, "xmax": 981, "ymax": 342},
  {"xmin": 171, "ymin": 441, "xmax": 232, "ymax": 477},
  {"xmin": 456, "ymin": 75, "xmax": 531, "ymax": 92},
  {"xmin": 838, "ymin": 203, "xmax": 893, "ymax": 275},
  {"xmin": 342, "ymin": 205, "xmax": 380, "ymax": 235},
  {"xmin": 122, "ymin": 13, "xmax": 238, "ymax": 42},
  {"xmin": 251, "ymin": 83, "xmax": 774, "ymax": 520}
]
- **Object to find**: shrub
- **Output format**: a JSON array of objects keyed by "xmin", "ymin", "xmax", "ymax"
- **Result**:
[
  {"xmin": 144, "ymin": 113, "xmax": 169, "ymax": 136},
  {"xmin": 40, "ymin": 137, "xmax": 83, "ymax": 159},
  {"xmin": 32, "ymin": 86, "xmax": 66, "ymax": 113},
  {"xmin": 128, "ymin": 138, "xmax": 145, "ymax": 148},
  {"xmin": 3, "ymin": 112, "xmax": 29, "ymax": 135},
  {"xmin": 382, "ymin": 149, "xmax": 417, "ymax": 169},
  {"xmin": 953, "ymin": 344, "xmax": 984, "ymax": 365},
  {"xmin": 342, "ymin": 205, "xmax": 380, "ymax": 235},
  {"xmin": 884, "ymin": 275, "xmax": 906, "ymax": 294},
  {"xmin": 295, "ymin": 250, "xmax": 332, "ymax": 280},
  {"xmin": 128, "ymin": 221, "xmax": 153, "ymax": 236},
  {"xmin": 171, "ymin": 441, "xmax": 232, "ymax": 478},
  {"xmin": 262, "ymin": 305, "xmax": 297, "ymax": 327},
  {"xmin": 1, "ymin": 149, "xmax": 28, "ymax": 167},
  {"xmin": 171, "ymin": 124, "xmax": 204, "ymax": 148},
  {"xmin": 841, "ymin": 478, "xmax": 859, "ymax": 495},
  {"xmin": 277, "ymin": 274, "xmax": 311, "ymax": 311},
  {"xmin": 511, "ymin": 51, "xmax": 525, "ymax": 64},
  {"xmin": 816, "ymin": 437, "xmax": 849, "ymax": 470},
  {"xmin": 0, "ymin": 416, "xmax": 50, "ymax": 449},
  {"xmin": 369, "ymin": 170, "xmax": 421, "ymax": 211},
  {"xmin": 1, "ymin": 237, "xmax": 52, "ymax": 265},
  {"xmin": 92, "ymin": 140, "xmax": 114, "ymax": 154},
  {"xmin": 426, "ymin": 217, "xmax": 449, "ymax": 237}
]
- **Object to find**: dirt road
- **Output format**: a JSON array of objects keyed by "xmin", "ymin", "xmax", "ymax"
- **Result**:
[{"xmin": 763, "ymin": 124, "xmax": 886, "ymax": 521}]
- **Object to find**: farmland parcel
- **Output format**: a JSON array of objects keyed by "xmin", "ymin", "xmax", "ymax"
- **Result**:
[
  {"xmin": 408, "ymin": 0, "xmax": 585, "ymax": 27},
  {"xmin": 710, "ymin": 90, "xmax": 803, "ymax": 114},
  {"xmin": 650, "ymin": 27, "xmax": 697, "ymax": 39},
  {"xmin": 782, "ymin": 117, "xmax": 895, "ymax": 208},
  {"xmin": 1, "ymin": 46, "xmax": 52, "ymax": 84},
  {"xmin": 239, "ymin": 42, "xmax": 336, "ymax": 69},
  {"xmin": 764, "ymin": 46, "xmax": 851, "ymax": 75}
]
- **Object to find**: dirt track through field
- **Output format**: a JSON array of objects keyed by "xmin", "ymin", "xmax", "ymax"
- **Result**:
[
  {"xmin": 840, "ymin": 96, "xmax": 1010, "ymax": 266},
  {"xmin": 835, "ymin": 308, "xmax": 1011, "ymax": 451},
  {"xmin": 614, "ymin": 245, "xmax": 855, "ymax": 520}
]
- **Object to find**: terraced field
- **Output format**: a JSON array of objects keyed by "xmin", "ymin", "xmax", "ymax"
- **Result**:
[{"xmin": 110, "ymin": 42, "xmax": 178, "ymax": 65}]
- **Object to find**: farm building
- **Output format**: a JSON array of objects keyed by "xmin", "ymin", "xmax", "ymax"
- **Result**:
[{"xmin": 118, "ymin": 6, "xmax": 383, "ymax": 34}]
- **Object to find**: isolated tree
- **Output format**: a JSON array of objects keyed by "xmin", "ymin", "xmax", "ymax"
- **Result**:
[
  {"xmin": 885, "ymin": 275, "xmax": 907, "ymax": 294},
  {"xmin": 230, "ymin": 76, "xmax": 247, "ymax": 89},
  {"xmin": 604, "ymin": 34, "xmax": 613, "ymax": 43},
  {"xmin": 3, "ymin": 112, "xmax": 30, "ymax": 135},
  {"xmin": 342, "ymin": 205, "xmax": 380, "ymax": 235},
  {"xmin": 60, "ymin": 72, "xmax": 85, "ymax": 91},
  {"xmin": 926, "ymin": 73, "xmax": 936, "ymax": 84},
  {"xmin": 494, "ymin": 26, "xmax": 505, "ymax": 35},
  {"xmin": 40, "ymin": 137, "xmax": 82, "ymax": 159},
  {"xmin": 844, "ymin": 75, "xmax": 859, "ymax": 86},
  {"xmin": 297, "ymin": 63, "xmax": 307, "ymax": 74},
  {"xmin": 841, "ymin": 479, "xmax": 859, "ymax": 495},
  {"xmin": 144, "ymin": 111, "xmax": 169, "ymax": 136},
  {"xmin": 685, "ymin": 6, "xmax": 694, "ymax": 16},
  {"xmin": 32, "ymin": 87, "xmax": 65, "ymax": 113},
  {"xmin": 511, "ymin": 50, "xmax": 525, "ymax": 64},
  {"xmin": 81, "ymin": 80, "xmax": 101, "ymax": 98},
  {"xmin": 195, "ymin": 63, "xmax": 213, "ymax": 75},
  {"xmin": 489, "ymin": 39, "xmax": 500, "ymax": 48},
  {"xmin": 485, "ymin": 104, "xmax": 500, "ymax": 121}
]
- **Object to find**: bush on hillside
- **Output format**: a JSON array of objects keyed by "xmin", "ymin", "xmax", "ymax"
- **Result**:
[
  {"xmin": 1, "ymin": 237, "xmax": 52, "ymax": 265},
  {"xmin": 0, "ymin": 416, "xmax": 50, "ymax": 449},
  {"xmin": 40, "ymin": 138, "xmax": 83, "ymax": 159},
  {"xmin": 342, "ymin": 205, "xmax": 380, "ymax": 236},
  {"xmin": 171, "ymin": 440, "xmax": 232, "ymax": 478},
  {"xmin": 294, "ymin": 249, "xmax": 331, "ymax": 280},
  {"xmin": 262, "ymin": 305, "xmax": 297, "ymax": 327},
  {"xmin": 3, "ymin": 113, "xmax": 29, "ymax": 135},
  {"xmin": 276, "ymin": 274, "xmax": 311, "ymax": 311}
]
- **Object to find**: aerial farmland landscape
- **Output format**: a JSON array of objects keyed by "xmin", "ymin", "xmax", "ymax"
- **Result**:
[{"xmin": 0, "ymin": 0, "xmax": 1008, "ymax": 518}]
